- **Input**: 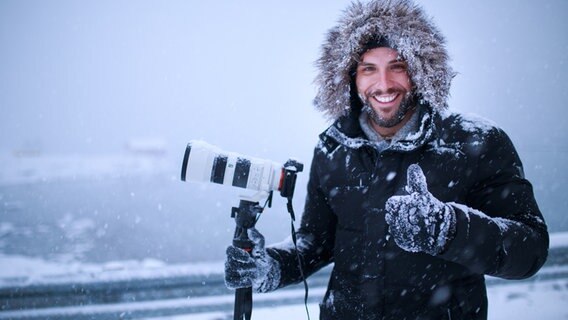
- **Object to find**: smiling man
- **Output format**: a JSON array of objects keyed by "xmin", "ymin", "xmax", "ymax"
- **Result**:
[
  {"xmin": 356, "ymin": 45, "xmax": 415, "ymax": 138},
  {"xmin": 224, "ymin": 0, "xmax": 549, "ymax": 319}
]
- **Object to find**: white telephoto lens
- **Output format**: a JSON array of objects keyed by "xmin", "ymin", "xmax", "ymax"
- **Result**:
[{"xmin": 181, "ymin": 140, "xmax": 282, "ymax": 192}]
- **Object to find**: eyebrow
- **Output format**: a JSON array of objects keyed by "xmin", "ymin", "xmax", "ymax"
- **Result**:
[{"xmin": 358, "ymin": 59, "xmax": 405, "ymax": 66}]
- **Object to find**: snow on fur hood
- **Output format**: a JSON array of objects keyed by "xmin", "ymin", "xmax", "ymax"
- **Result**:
[{"xmin": 313, "ymin": 0, "xmax": 455, "ymax": 120}]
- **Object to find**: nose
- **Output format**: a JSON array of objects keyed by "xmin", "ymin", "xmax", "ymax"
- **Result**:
[{"xmin": 369, "ymin": 70, "xmax": 392, "ymax": 93}]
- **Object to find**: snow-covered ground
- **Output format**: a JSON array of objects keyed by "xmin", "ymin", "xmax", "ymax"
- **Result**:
[{"xmin": 142, "ymin": 278, "xmax": 568, "ymax": 320}]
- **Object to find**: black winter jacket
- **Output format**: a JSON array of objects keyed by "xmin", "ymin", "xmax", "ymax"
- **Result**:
[{"xmin": 266, "ymin": 107, "xmax": 549, "ymax": 320}]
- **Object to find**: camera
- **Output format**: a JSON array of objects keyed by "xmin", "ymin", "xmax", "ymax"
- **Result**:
[
  {"xmin": 180, "ymin": 140, "xmax": 305, "ymax": 320},
  {"xmin": 181, "ymin": 140, "xmax": 303, "ymax": 195}
]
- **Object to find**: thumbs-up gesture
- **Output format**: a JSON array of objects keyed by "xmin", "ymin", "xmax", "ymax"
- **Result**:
[{"xmin": 385, "ymin": 164, "xmax": 457, "ymax": 256}]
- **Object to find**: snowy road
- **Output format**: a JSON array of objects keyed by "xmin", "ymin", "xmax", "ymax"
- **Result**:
[
  {"xmin": 2, "ymin": 264, "xmax": 568, "ymax": 319},
  {"xmin": 2, "ymin": 277, "xmax": 568, "ymax": 320},
  {"xmin": 143, "ymin": 278, "xmax": 568, "ymax": 320}
]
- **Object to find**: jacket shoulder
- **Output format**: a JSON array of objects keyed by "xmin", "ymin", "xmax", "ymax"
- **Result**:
[
  {"xmin": 437, "ymin": 110, "xmax": 505, "ymax": 144},
  {"xmin": 439, "ymin": 110, "xmax": 500, "ymax": 135}
]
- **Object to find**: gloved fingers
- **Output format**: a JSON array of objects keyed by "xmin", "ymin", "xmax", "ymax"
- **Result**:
[
  {"xmin": 225, "ymin": 246, "xmax": 257, "ymax": 289},
  {"xmin": 405, "ymin": 164, "xmax": 428, "ymax": 195},
  {"xmin": 385, "ymin": 195, "xmax": 404, "ymax": 215},
  {"xmin": 224, "ymin": 269, "xmax": 254, "ymax": 289},
  {"xmin": 385, "ymin": 195, "xmax": 412, "ymax": 220},
  {"xmin": 226, "ymin": 245, "xmax": 254, "ymax": 263},
  {"xmin": 407, "ymin": 206, "xmax": 420, "ymax": 225},
  {"xmin": 385, "ymin": 201, "xmax": 396, "ymax": 226},
  {"xmin": 247, "ymin": 227, "xmax": 266, "ymax": 249},
  {"xmin": 225, "ymin": 263, "xmax": 256, "ymax": 279}
]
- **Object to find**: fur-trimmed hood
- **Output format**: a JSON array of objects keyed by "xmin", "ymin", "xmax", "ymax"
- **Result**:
[{"xmin": 313, "ymin": 0, "xmax": 455, "ymax": 120}]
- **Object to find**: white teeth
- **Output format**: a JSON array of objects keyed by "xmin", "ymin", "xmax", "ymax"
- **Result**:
[{"xmin": 373, "ymin": 94, "xmax": 397, "ymax": 103}]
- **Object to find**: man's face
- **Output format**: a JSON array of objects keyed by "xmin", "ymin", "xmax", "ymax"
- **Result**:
[{"xmin": 355, "ymin": 47, "xmax": 414, "ymax": 128}]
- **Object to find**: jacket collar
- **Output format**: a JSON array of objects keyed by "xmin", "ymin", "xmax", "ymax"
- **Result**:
[{"xmin": 321, "ymin": 104, "xmax": 437, "ymax": 153}]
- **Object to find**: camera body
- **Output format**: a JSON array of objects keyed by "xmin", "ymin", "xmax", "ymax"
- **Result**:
[{"xmin": 181, "ymin": 141, "xmax": 302, "ymax": 195}]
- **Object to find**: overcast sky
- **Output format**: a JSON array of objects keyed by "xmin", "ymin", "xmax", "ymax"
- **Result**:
[{"xmin": 1, "ymin": 0, "xmax": 566, "ymax": 160}]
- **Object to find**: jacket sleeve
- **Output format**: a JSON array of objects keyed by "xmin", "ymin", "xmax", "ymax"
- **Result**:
[
  {"xmin": 439, "ymin": 127, "xmax": 549, "ymax": 279},
  {"xmin": 265, "ymin": 145, "xmax": 337, "ymax": 289}
]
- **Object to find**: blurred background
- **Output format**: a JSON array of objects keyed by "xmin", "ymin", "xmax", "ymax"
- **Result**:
[{"xmin": 0, "ymin": 0, "xmax": 567, "ymax": 268}]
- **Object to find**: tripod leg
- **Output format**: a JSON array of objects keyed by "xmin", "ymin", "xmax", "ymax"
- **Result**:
[
  {"xmin": 232, "ymin": 199, "xmax": 262, "ymax": 320},
  {"xmin": 234, "ymin": 287, "xmax": 253, "ymax": 320}
]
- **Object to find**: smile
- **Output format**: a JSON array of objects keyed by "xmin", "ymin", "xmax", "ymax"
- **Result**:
[{"xmin": 373, "ymin": 93, "xmax": 398, "ymax": 104}]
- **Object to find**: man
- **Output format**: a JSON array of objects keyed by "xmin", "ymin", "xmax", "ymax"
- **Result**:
[{"xmin": 225, "ymin": 0, "xmax": 549, "ymax": 319}]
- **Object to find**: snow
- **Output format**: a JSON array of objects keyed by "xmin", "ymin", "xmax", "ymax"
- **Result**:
[
  {"xmin": 0, "ymin": 254, "xmax": 222, "ymax": 287},
  {"xmin": 141, "ymin": 279, "xmax": 568, "ymax": 320},
  {"xmin": 401, "ymin": 110, "xmax": 430, "ymax": 143},
  {"xmin": 0, "ymin": 1, "xmax": 565, "ymax": 319},
  {"xmin": 323, "ymin": 126, "xmax": 369, "ymax": 152},
  {"xmin": 0, "ymin": 287, "xmax": 328, "ymax": 319},
  {"xmin": 1, "ymin": 273, "xmax": 567, "ymax": 319},
  {"xmin": 269, "ymin": 233, "xmax": 315, "ymax": 255},
  {"xmin": 454, "ymin": 112, "xmax": 498, "ymax": 134}
]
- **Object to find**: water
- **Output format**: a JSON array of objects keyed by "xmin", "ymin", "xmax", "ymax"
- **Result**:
[
  {"xmin": 0, "ymin": 172, "xmax": 295, "ymax": 264},
  {"xmin": 0, "ymin": 150, "xmax": 565, "ymax": 265}
]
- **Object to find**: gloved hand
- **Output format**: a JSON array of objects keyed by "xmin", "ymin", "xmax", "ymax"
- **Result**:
[
  {"xmin": 385, "ymin": 164, "xmax": 457, "ymax": 256},
  {"xmin": 224, "ymin": 228, "xmax": 281, "ymax": 292}
]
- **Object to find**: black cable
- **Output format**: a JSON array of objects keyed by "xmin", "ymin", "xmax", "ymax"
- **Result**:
[{"xmin": 287, "ymin": 197, "xmax": 311, "ymax": 320}]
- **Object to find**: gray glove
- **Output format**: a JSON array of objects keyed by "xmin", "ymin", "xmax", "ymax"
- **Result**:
[
  {"xmin": 224, "ymin": 228, "xmax": 281, "ymax": 293},
  {"xmin": 385, "ymin": 164, "xmax": 457, "ymax": 256}
]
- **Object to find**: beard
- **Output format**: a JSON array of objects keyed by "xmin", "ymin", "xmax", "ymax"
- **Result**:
[{"xmin": 359, "ymin": 89, "xmax": 417, "ymax": 128}]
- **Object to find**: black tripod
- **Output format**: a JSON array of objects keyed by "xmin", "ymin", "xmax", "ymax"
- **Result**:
[
  {"xmin": 231, "ymin": 197, "xmax": 267, "ymax": 320},
  {"xmin": 231, "ymin": 159, "xmax": 304, "ymax": 320}
]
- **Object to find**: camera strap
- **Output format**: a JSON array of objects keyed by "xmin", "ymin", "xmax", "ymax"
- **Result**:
[{"xmin": 286, "ymin": 196, "xmax": 311, "ymax": 320}]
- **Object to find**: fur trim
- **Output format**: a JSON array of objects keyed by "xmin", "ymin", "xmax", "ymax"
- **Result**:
[{"xmin": 314, "ymin": 0, "xmax": 455, "ymax": 120}]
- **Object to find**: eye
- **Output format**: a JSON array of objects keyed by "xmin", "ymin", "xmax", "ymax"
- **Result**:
[
  {"xmin": 358, "ymin": 65, "xmax": 376, "ymax": 73},
  {"xmin": 390, "ymin": 62, "xmax": 408, "ymax": 72}
]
